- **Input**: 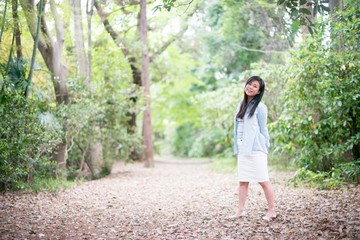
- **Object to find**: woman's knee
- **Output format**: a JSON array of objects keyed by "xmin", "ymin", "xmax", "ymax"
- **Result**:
[
  {"xmin": 259, "ymin": 181, "xmax": 271, "ymax": 188},
  {"xmin": 239, "ymin": 182, "xmax": 249, "ymax": 188}
]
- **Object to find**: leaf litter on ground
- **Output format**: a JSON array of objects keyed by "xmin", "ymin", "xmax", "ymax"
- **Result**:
[{"xmin": 0, "ymin": 160, "xmax": 359, "ymax": 240}]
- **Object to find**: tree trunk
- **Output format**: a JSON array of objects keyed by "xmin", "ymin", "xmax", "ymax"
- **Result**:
[
  {"xmin": 127, "ymin": 57, "xmax": 142, "ymax": 160},
  {"xmin": 20, "ymin": 0, "xmax": 70, "ymax": 174},
  {"xmin": 139, "ymin": 0, "xmax": 154, "ymax": 167},
  {"xmin": 70, "ymin": 0, "xmax": 90, "ymax": 83},
  {"xmin": 0, "ymin": 0, "xmax": 8, "ymax": 45},
  {"xmin": 71, "ymin": 0, "xmax": 103, "ymax": 177},
  {"xmin": 12, "ymin": 0, "xmax": 22, "ymax": 59},
  {"xmin": 86, "ymin": 0, "xmax": 94, "ymax": 83},
  {"xmin": 89, "ymin": 126, "xmax": 103, "ymax": 177}
]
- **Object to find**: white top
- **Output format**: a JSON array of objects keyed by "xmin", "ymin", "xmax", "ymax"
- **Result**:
[{"xmin": 236, "ymin": 118, "xmax": 244, "ymax": 148}]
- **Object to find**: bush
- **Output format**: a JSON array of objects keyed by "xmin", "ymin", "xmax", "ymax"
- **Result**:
[
  {"xmin": 289, "ymin": 159, "xmax": 360, "ymax": 189},
  {"xmin": 0, "ymin": 92, "xmax": 62, "ymax": 190},
  {"xmin": 58, "ymin": 77, "xmax": 143, "ymax": 179},
  {"xmin": 273, "ymin": 7, "xmax": 360, "ymax": 174},
  {"xmin": 172, "ymin": 123, "xmax": 199, "ymax": 157}
]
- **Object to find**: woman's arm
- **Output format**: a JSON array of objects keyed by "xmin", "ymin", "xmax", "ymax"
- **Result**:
[{"xmin": 257, "ymin": 103, "xmax": 270, "ymax": 150}]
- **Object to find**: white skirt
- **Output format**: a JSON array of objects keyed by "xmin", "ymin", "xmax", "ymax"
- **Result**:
[{"xmin": 237, "ymin": 151, "xmax": 269, "ymax": 182}]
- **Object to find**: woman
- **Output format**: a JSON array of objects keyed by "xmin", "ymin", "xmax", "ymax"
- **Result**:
[{"xmin": 231, "ymin": 76, "xmax": 276, "ymax": 221}]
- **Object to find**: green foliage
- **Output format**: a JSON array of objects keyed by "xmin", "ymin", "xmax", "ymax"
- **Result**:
[
  {"xmin": 267, "ymin": 152, "xmax": 295, "ymax": 172},
  {"xmin": 273, "ymin": 7, "xmax": 360, "ymax": 175},
  {"xmin": 59, "ymin": 74, "xmax": 143, "ymax": 179},
  {"xmin": 172, "ymin": 124, "xmax": 225, "ymax": 157},
  {"xmin": 290, "ymin": 160, "xmax": 360, "ymax": 189},
  {"xmin": 0, "ymin": 58, "xmax": 28, "ymax": 95},
  {"xmin": 165, "ymin": 62, "xmax": 284, "ymax": 159},
  {"xmin": 151, "ymin": 46, "xmax": 204, "ymax": 154},
  {"xmin": 277, "ymin": 0, "xmax": 331, "ymax": 35},
  {"xmin": 99, "ymin": 82, "xmax": 144, "ymax": 163},
  {"xmin": 190, "ymin": 0, "xmax": 289, "ymax": 90},
  {"xmin": 15, "ymin": 177, "xmax": 79, "ymax": 193},
  {"xmin": 172, "ymin": 123, "xmax": 199, "ymax": 157},
  {"xmin": 210, "ymin": 157, "xmax": 236, "ymax": 173},
  {"xmin": 189, "ymin": 85, "xmax": 238, "ymax": 157},
  {"xmin": 157, "ymin": 60, "xmax": 285, "ymax": 159},
  {"xmin": 0, "ymin": 91, "xmax": 62, "ymax": 191},
  {"xmin": 153, "ymin": 0, "xmax": 176, "ymax": 12},
  {"xmin": 290, "ymin": 168, "xmax": 344, "ymax": 189},
  {"xmin": 188, "ymin": 129, "xmax": 225, "ymax": 157}
]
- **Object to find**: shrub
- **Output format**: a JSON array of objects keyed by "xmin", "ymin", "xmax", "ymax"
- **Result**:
[
  {"xmin": 273, "ymin": 7, "xmax": 360, "ymax": 174},
  {"xmin": 0, "ymin": 92, "xmax": 62, "ymax": 190}
]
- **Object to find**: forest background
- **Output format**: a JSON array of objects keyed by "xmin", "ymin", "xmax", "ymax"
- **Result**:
[{"xmin": 0, "ymin": 0, "xmax": 359, "ymax": 191}]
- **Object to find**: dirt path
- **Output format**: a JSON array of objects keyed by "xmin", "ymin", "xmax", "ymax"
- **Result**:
[{"xmin": 0, "ymin": 160, "xmax": 359, "ymax": 240}]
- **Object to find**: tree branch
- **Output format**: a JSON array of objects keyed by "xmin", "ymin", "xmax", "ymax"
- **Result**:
[
  {"xmin": 94, "ymin": 0, "xmax": 130, "ymax": 56},
  {"xmin": 149, "ymin": 3, "xmax": 199, "ymax": 61},
  {"xmin": 19, "ymin": 0, "xmax": 49, "ymax": 65},
  {"xmin": 231, "ymin": 43, "xmax": 287, "ymax": 54},
  {"xmin": 49, "ymin": 0, "xmax": 64, "ymax": 50}
]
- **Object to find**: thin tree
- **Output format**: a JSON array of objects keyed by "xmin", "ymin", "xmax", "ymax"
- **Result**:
[
  {"xmin": 24, "ymin": 0, "xmax": 43, "ymax": 97},
  {"xmin": 70, "ymin": 0, "xmax": 90, "ymax": 83},
  {"xmin": 139, "ymin": 0, "xmax": 154, "ymax": 167},
  {"xmin": 0, "ymin": 0, "xmax": 8, "ymax": 45},
  {"xmin": 12, "ymin": 0, "xmax": 22, "ymax": 59},
  {"xmin": 86, "ymin": 0, "xmax": 95, "ymax": 83}
]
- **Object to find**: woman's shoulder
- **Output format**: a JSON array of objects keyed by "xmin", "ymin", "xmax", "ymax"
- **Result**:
[{"xmin": 257, "ymin": 102, "xmax": 268, "ymax": 111}]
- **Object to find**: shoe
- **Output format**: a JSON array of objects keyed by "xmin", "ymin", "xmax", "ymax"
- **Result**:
[
  {"xmin": 228, "ymin": 211, "xmax": 247, "ymax": 219},
  {"xmin": 262, "ymin": 213, "xmax": 277, "ymax": 221}
]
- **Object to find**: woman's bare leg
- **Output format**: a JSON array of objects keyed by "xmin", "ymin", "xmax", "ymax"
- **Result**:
[
  {"xmin": 230, "ymin": 182, "xmax": 249, "ymax": 218},
  {"xmin": 229, "ymin": 181, "xmax": 249, "ymax": 218},
  {"xmin": 238, "ymin": 182, "xmax": 249, "ymax": 212},
  {"xmin": 259, "ymin": 181, "xmax": 276, "ymax": 217}
]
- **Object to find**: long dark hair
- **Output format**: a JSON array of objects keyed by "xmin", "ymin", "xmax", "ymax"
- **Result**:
[{"xmin": 236, "ymin": 76, "xmax": 265, "ymax": 119}]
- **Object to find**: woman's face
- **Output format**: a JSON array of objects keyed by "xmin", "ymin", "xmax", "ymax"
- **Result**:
[{"xmin": 245, "ymin": 80, "xmax": 261, "ymax": 98}]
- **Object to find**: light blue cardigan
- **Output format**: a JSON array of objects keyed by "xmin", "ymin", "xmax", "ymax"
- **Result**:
[{"xmin": 233, "ymin": 101, "xmax": 270, "ymax": 155}]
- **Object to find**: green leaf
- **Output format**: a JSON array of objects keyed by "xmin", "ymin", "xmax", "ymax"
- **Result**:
[
  {"xmin": 313, "ymin": 5, "xmax": 318, "ymax": 14},
  {"xmin": 300, "ymin": 8, "xmax": 312, "ymax": 15},
  {"xmin": 291, "ymin": 9, "xmax": 299, "ymax": 17},
  {"xmin": 277, "ymin": 0, "xmax": 286, "ymax": 5},
  {"xmin": 291, "ymin": 20, "xmax": 300, "ymax": 32},
  {"xmin": 152, "ymin": 5, "xmax": 163, "ymax": 13},
  {"xmin": 300, "ymin": 0, "xmax": 307, "ymax": 5}
]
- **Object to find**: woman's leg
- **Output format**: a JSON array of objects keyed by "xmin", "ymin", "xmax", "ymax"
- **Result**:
[
  {"xmin": 258, "ymin": 181, "xmax": 276, "ymax": 217},
  {"xmin": 238, "ymin": 182, "xmax": 249, "ymax": 212},
  {"xmin": 230, "ymin": 181, "xmax": 249, "ymax": 218}
]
